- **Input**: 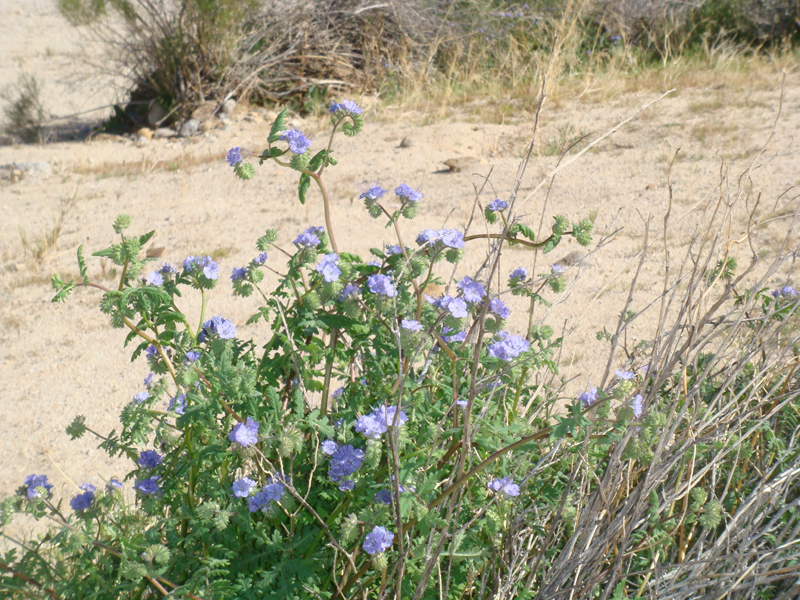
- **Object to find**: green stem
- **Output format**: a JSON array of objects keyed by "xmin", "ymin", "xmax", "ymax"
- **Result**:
[
  {"xmin": 197, "ymin": 288, "xmax": 206, "ymax": 339},
  {"xmin": 320, "ymin": 329, "xmax": 339, "ymax": 416}
]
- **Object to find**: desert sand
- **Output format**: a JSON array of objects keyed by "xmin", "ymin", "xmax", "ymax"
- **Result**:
[{"xmin": 1, "ymin": 1, "xmax": 799, "ymax": 540}]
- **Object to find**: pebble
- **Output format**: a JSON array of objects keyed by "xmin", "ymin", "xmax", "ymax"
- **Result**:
[
  {"xmin": 154, "ymin": 127, "xmax": 177, "ymax": 139},
  {"xmin": 400, "ymin": 137, "xmax": 413, "ymax": 148},
  {"xmin": 178, "ymin": 119, "xmax": 200, "ymax": 137}
]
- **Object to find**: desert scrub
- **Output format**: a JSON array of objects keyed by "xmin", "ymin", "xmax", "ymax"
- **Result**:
[{"xmin": 2, "ymin": 90, "xmax": 800, "ymax": 600}]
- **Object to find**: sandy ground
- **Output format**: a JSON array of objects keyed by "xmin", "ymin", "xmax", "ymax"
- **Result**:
[{"xmin": 2, "ymin": 1, "xmax": 799, "ymax": 540}]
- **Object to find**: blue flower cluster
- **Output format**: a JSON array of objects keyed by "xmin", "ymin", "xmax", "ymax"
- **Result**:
[
  {"xmin": 183, "ymin": 255, "xmax": 219, "ymax": 280},
  {"xmin": 355, "ymin": 405, "xmax": 409, "ymax": 439},
  {"xmin": 248, "ymin": 478, "xmax": 286, "ymax": 513},
  {"xmin": 315, "ymin": 253, "xmax": 341, "ymax": 282},
  {"xmin": 279, "ymin": 129, "xmax": 312, "ymax": 155},
  {"xmin": 198, "ymin": 315, "xmax": 236, "ymax": 341},
  {"xmin": 487, "ymin": 332, "xmax": 529, "ymax": 361},
  {"xmin": 229, "ymin": 416, "xmax": 259, "ymax": 447},
  {"xmin": 416, "ymin": 228, "xmax": 465, "ymax": 249},
  {"xmin": 487, "ymin": 476, "xmax": 520, "ymax": 497},
  {"xmin": 328, "ymin": 444, "xmax": 364, "ymax": 489},
  {"xmin": 329, "ymin": 100, "xmax": 363, "ymax": 115},
  {"xmin": 294, "ymin": 226, "xmax": 324, "ymax": 248},
  {"xmin": 20, "ymin": 474, "xmax": 53, "ymax": 499},
  {"xmin": 70, "ymin": 483, "xmax": 96, "ymax": 511}
]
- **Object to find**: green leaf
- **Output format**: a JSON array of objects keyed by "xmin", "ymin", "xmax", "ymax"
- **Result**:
[
  {"xmin": 66, "ymin": 415, "xmax": 87, "ymax": 440},
  {"xmin": 138, "ymin": 230, "xmax": 156, "ymax": 246},
  {"xmin": 77, "ymin": 245, "xmax": 88, "ymax": 284},
  {"xmin": 298, "ymin": 173, "xmax": 311, "ymax": 205},
  {"xmin": 542, "ymin": 233, "xmax": 561, "ymax": 254},
  {"xmin": 268, "ymin": 108, "xmax": 288, "ymax": 143}
]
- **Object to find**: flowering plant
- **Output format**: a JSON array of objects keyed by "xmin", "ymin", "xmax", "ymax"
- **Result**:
[{"xmin": 5, "ymin": 99, "xmax": 799, "ymax": 600}]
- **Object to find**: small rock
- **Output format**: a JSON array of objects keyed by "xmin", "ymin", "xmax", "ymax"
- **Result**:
[
  {"xmin": 137, "ymin": 127, "xmax": 154, "ymax": 140},
  {"xmin": 179, "ymin": 119, "xmax": 200, "ymax": 137},
  {"xmin": 10, "ymin": 161, "xmax": 52, "ymax": 178},
  {"xmin": 243, "ymin": 113, "xmax": 256, "ymax": 122},
  {"xmin": 555, "ymin": 250, "xmax": 592, "ymax": 268},
  {"xmin": 191, "ymin": 101, "xmax": 216, "ymax": 121},
  {"xmin": 400, "ymin": 137, "xmax": 413, "ymax": 148},
  {"xmin": 154, "ymin": 127, "xmax": 176, "ymax": 139},
  {"xmin": 442, "ymin": 158, "xmax": 475, "ymax": 173},
  {"xmin": 645, "ymin": 183, "xmax": 656, "ymax": 191},
  {"xmin": 146, "ymin": 246, "xmax": 166, "ymax": 258},
  {"xmin": 147, "ymin": 102, "xmax": 168, "ymax": 127},
  {"xmin": 222, "ymin": 98, "xmax": 237, "ymax": 114}
]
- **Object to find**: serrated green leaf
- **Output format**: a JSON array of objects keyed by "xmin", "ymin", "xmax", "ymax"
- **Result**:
[
  {"xmin": 542, "ymin": 233, "xmax": 561, "ymax": 254},
  {"xmin": 267, "ymin": 108, "xmax": 288, "ymax": 143},
  {"xmin": 138, "ymin": 231, "xmax": 156, "ymax": 246},
  {"xmin": 298, "ymin": 173, "xmax": 311, "ymax": 204},
  {"xmin": 77, "ymin": 245, "xmax": 88, "ymax": 284}
]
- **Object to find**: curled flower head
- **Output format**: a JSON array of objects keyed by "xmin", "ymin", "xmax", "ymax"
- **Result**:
[
  {"xmin": 279, "ymin": 129, "xmax": 312, "ymax": 154},
  {"xmin": 395, "ymin": 184, "xmax": 423, "ymax": 203},
  {"xmin": 488, "ymin": 199, "xmax": 508, "ymax": 211},
  {"xmin": 457, "ymin": 276, "xmax": 486, "ymax": 304},
  {"xmin": 21, "ymin": 474, "xmax": 53, "ymax": 499},
  {"xmin": 367, "ymin": 274, "xmax": 397, "ymax": 297},
  {"xmin": 315, "ymin": 253, "xmax": 341, "ymax": 283},
  {"xmin": 579, "ymin": 387, "xmax": 598, "ymax": 407},
  {"xmin": 231, "ymin": 476, "xmax": 256, "ymax": 498},
  {"xmin": 363, "ymin": 526, "xmax": 394, "ymax": 555},
  {"xmin": 488, "ymin": 297, "xmax": 510, "ymax": 319},
  {"xmin": 146, "ymin": 271, "xmax": 164, "ymax": 286},
  {"xmin": 137, "ymin": 450, "xmax": 162, "ymax": 469},
  {"xmin": 254, "ymin": 252, "xmax": 268, "ymax": 264},
  {"xmin": 184, "ymin": 350, "xmax": 200, "ymax": 363},
  {"xmin": 487, "ymin": 476, "xmax": 520, "ymax": 497},
  {"xmin": 401, "ymin": 319, "xmax": 422, "ymax": 332},
  {"xmin": 160, "ymin": 263, "xmax": 176, "ymax": 275},
  {"xmin": 228, "ymin": 416, "xmax": 260, "ymax": 447},
  {"xmin": 330, "ymin": 100, "xmax": 363, "ymax": 115},
  {"xmin": 231, "ymin": 267, "xmax": 248, "ymax": 281},
  {"xmin": 328, "ymin": 445, "xmax": 364, "ymax": 482}
]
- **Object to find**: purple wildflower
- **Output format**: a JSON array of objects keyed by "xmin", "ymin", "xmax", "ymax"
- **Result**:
[
  {"xmin": 632, "ymin": 394, "xmax": 644, "ymax": 419},
  {"xmin": 551, "ymin": 264, "xmax": 565, "ymax": 274},
  {"xmin": 367, "ymin": 274, "xmax": 397, "ymax": 297},
  {"xmin": 332, "ymin": 387, "xmax": 344, "ymax": 398},
  {"xmin": 615, "ymin": 369, "xmax": 635, "ymax": 380},
  {"xmin": 401, "ymin": 319, "xmax": 422, "ymax": 331},
  {"xmin": 328, "ymin": 445, "xmax": 364, "ymax": 483},
  {"xmin": 374, "ymin": 489, "xmax": 392, "ymax": 504},
  {"xmin": 200, "ymin": 316, "xmax": 236, "ymax": 341},
  {"xmin": 339, "ymin": 283, "xmax": 360, "ymax": 301},
  {"xmin": 457, "ymin": 276, "xmax": 486, "ymax": 303},
  {"xmin": 315, "ymin": 253, "xmax": 341, "ymax": 282},
  {"xmin": 137, "ymin": 450, "xmax": 162, "ymax": 469},
  {"xmin": 321, "ymin": 440, "xmax": 339, "ymax": 455},
  {"xmin": 184, "ymin": 350, "xmax": 200, "ymax": 363},
  {"xmin": 146, "ymin": 271, "xmax": 164, "ymax": 286},
  {"xmin": 416, "ymin": 229, "xmax": 441, "ymax": 245},
  {"xmin": 488, "ymin": 199, "xmax": 508, "ymax": 211},
  {"xmin": 487, "ymin": 333, "xmax": 530, "ymax": 361},
  {"xmin": 279, "ymin": 129, "xmax": 312, "ymax": 154},
  {"xmin": 487, "ymin": 476, "xmax": 520, "ymax": 497},
  {"xmin": 294, "ymin": 227, "xmax": 322, "ymax": 248},
  {"xmin": 395, "ymin": 184, "xmax": 423, "ymax": 202},
  {"xmin": 135, "ymin": 476, "xmax": 161, "ymax": 495},
  {"xmin": 231, "ymin": 476, "xmax": 256, "ymax": 498},
  {"xmin": 510, "ymin": 267, "xmax": 528, "ymax": 282},
  {"xmin": 143, "ymin": 373, "xmax": 153, "ymax": 387},
  {"xmin": 254, "ymin": 252, "xmax": 268, "ymax": 264},
  {"xmin": 229, "ymin": 416, "xmax": 260, "ymax": 447},
  {"xmin": 489, "ymin": 297, "xmax": 510, "ymax": 319},
  {"xmin": 579, "ymin": 387, "xmax": 598, "ymax": 407},
  {"xmin": 447, "ymin": 297, "xmax": 469, "ymax": 319},
  {"xmin": 106, "ymin": 479, "xmax": 123, "ymax": 492},
  {"xmin": 202, "ymin": 256, "xmax": 218, "ymax": 280},
  {"xmin": 440, "ymin": 229, "xmax": 465, "ymax": 249},
  {"xmin": 339, "ymin": 479, "xmax": 355, "ymax": 491},
  {"xmin": 231, "ymin": 267, "xmax": 248, "ymax": 281},
  {"xmin": 70, "ymin": 488, "xmax": 95, "ymax": 511},
  {"xmin": 363, "ymin": 526, "xmax": 394, "ymax": 555},
  {"xmin": 385, "ymin": 245, "xmax": 402, "ymax": 255},
  {"xmin": 226, "ymin": 147, "xmax": 242, "ymax": 167},
  {"xmin": 360, "ymin": 185, "xmax": 387, "ymax": 202},
  {"xmin": 160, "ymin": 263, "xmax": 176, "ymax": 275},
  {"xmin": 355, "ymin": 413, "xmax": 385, "ymax": 439},
  {"xmin": 21, "ymin": 474, "xmax": 53, "ymax": 499},
  {"xmin": 168, "ymin": 393, "xmax": 186, "ymax": 415},
  {"xmin": 133, "ymin": 391, "xmax": 150, "ymax": 404}
]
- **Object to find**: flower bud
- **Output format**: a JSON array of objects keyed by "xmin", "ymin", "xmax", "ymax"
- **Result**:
[
  {"xmin": 279, "ymin": 425, "xmax": 304, "ymax": 457},
  {"xmin": 364, "ymin": 438, "xmax": 382, "ymax": 469},
  {"xmin": 371, "ymin": 552, "xmax": 388, "ymax": 571},
  {"xmin": 340, "ymin": 513, "xmax": 359, "ymax": 544}
]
